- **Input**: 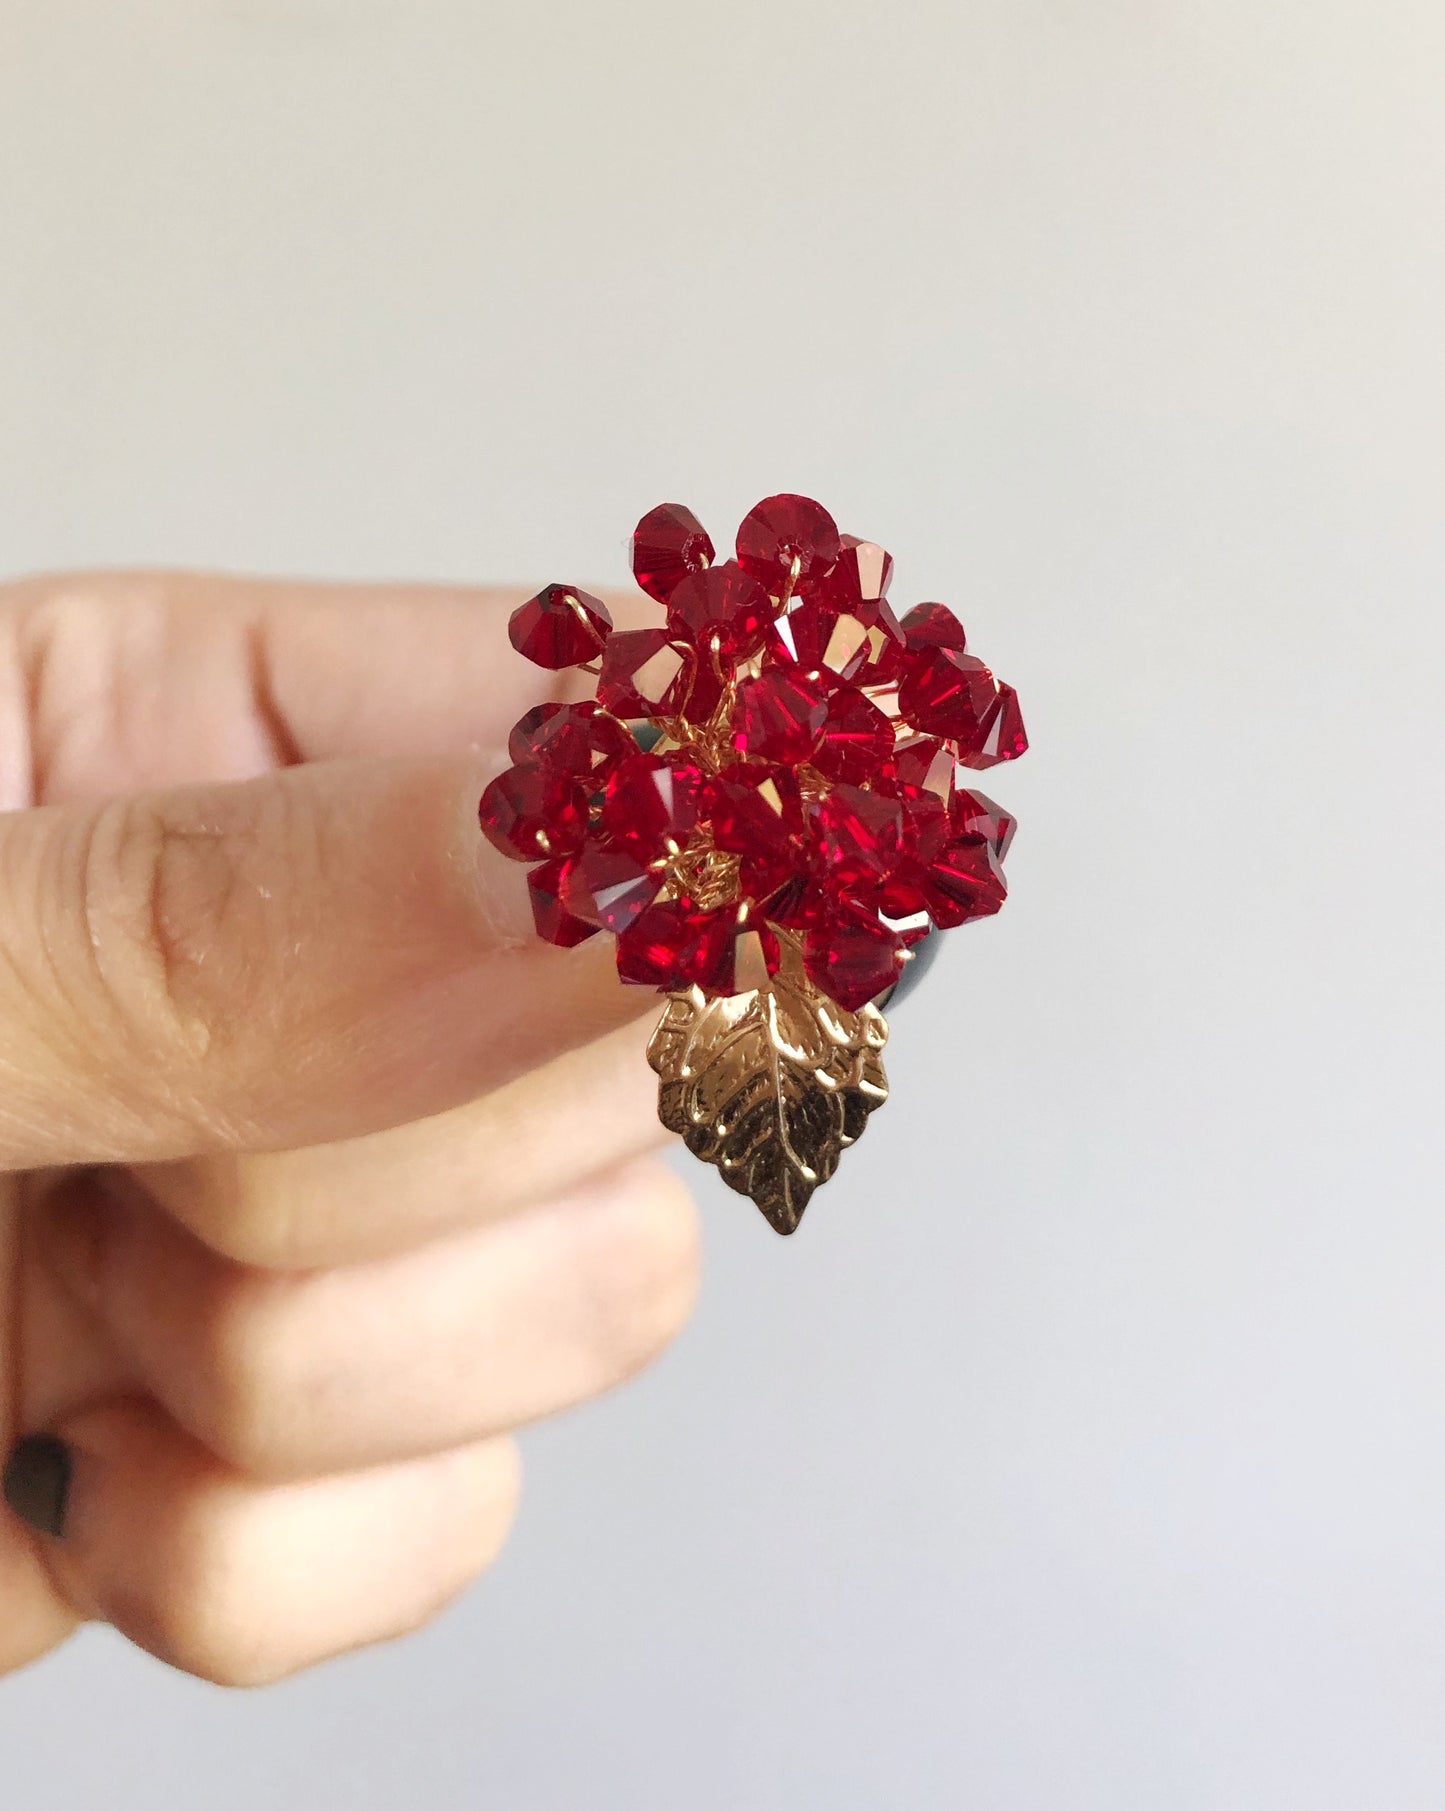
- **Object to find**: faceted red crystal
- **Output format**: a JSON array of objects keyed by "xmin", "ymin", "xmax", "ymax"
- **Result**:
[
  {"xmin": 898, "ymin": 647, "xmax": 1001, "ymax": 742},
  {"xmin": 819, "ymin": 535, "xmax": 894, "ymax": 609},
  {"xmin": 478, "ymin": 765, "xmax": 587, "ymax": 861},
  {"xmin": 808, "ymin": 783, "xmax": 903, "ymax": 885},
  {"xmin": 951, "ymin": 787, "xmax": 1017, "ymax": 860},
  {"xmin": 597, "ymin": 628, "xmax": 686, "ymax": 718},
  {"xmin": 509, "ymin": 702, "xmax": 561, "ymax": 765},
  {"xmin": 767, "ymin": 599, "xmax": 836, "ymax": 675},
  {"xmin": 882, "ymin": 735, "xmax": 954, "ymax": 802},
  {"xmin": 708, "ymin": 766, "xmax": 803, "ymax": 896},
  {"xmin": 616, "ymin": 898, "xmax": 737, "ymax": 991},
  {"xmin": 736, "ymin": 494, "xmax": 841, "ymax": 595},
  {"xmin": 508, "ymin": 699, "xmax": 635, "ymax": 781},
  {"xmin": 667, "ymin": 561, "xmax": 772, "ymax": 661},
  {"xmin": 509, "ymin": 586, "xmax": 612, "ymax": 669},
  {"xmin": 561, "ymin": 843, "xmax": 661, "ymax": 932},
  {"xmin": 900, "ymin": 602, "xmax": 967, "ymax": 651},
  {"xmin": 918, "ymin": 838, "xmax": 1007, "ymax": 929},
  {"xmin": 769, "ymin": 598, "xmax": 904, "ymax": 690},
  {"xmin": 599, "ymin": 753, "xmax": 704, "ymax": 858},
  {"xmin": 957, "ymin": 681, "xmax": 1028, "ymax": 768},
  {"xmin": 730, "ymin": 668, "xmax": 828, "ymax": 764},
  {"xmin": 812, "ymin": 687, "xmax": 895, "ymax": 784},
  {"xmin": 849, "ymin": 601, "xmax": 907, "ymax": 688},
  {"xmin": 804, "ymin": 905, "xmax": 905, "ymax": 1011},
  {"xmin": 527, "ymin": 857, "xmax": 600, "ymax": 947},
  {"xmin": 761, "ymin": 869, "xmax": 824, "ymax": 934},
  {"xmin": 631, "ymin": 503, "xmax": 714, "ymax": 604},
  {"xmin": 899, "ymin": 788, "xmax": 951, "ymax": 867},
  {"xmin": 708, "ymin": 765, "xmax": 803, "ymax": 848},
  {"xmin": 875, "ymin": 871, "xmax": 929, "ymax": 921}
]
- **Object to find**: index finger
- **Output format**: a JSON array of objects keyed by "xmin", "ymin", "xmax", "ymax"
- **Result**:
[{"xmin": 7, "ymin": 572, "xmax": 646, "ymax": 800}]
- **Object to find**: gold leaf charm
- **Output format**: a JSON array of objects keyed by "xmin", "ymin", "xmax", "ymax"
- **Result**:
[{"xmin": 646, "ymin": 932, "xmax": 889, "ymax": 1234}]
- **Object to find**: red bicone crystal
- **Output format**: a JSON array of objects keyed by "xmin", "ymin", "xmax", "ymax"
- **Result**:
[
  {"xmin": 763, "ymin": 871, "xmax": 823, "ymax": 934},
  {"xmin": 875, "ymin": 871, "xmax": 928, "ymax": 921},
  {"xmin": 872, "ymin": 778, "xmax": 953, "ymax": 920},
  {"xmin": 736, "ymin": 494, "xmax": 841, "ymax": 595},
  {"xmin": 804, "ymin": 905, "xmax": 905, "ymax": 1011},
  {"xmin": 708, "ymin": 765, "xmax": 802, "ymax": 895},
  {"xmin": 561, "ymin": 843, "xmax": 661, "ymax": 933},
  {"xmin": 770, "ymin": 598, "xmax": 904, "ymax": 690},
  {"xmin": 848, "ymin": 602, "xmax": 907, "ymax": 688},
  {"xmin": 631, "ymin": 503, "xmax": 714, "ymax": 605},
  {"xmin": 616, "ymin": 898, "xmax": 737, "ymax": 991},
  {"xmin": 820, "ymin": 535, "xmax": 894, "ymax": 609},
  {"xmin": 882, "ymin": 734, "xmax": 954, "ymax": 802},
  {"xmin": 600, "ymin": 753, "xmax": 704, "ymax": 858},
  {"xmin": 898, "ymin": 647, "xmax": 1000, "ymax": 740},
  {"xmin": 597, "ymin": 629, "xmax": 722, "ymax": 723},
  {"xmin": 508, "ymin": 700, "xmax": 635, "ymax": 781},
  {"xmin": 951, "ymin": 787, "xmax": 1017, "ymax": 860},
  {"xmin": 667, "ymin": 561, "xmax": 772, "ymax": 661},
  {"xmin": 900, "ymin": 602, "xmax": 968, "ymax": 651},
  {"xmin": 958, "ymin": 682, "xmax": 1028, "ymax": 769},
  {"xmin": 731, "ymin": 668, "xmax": 828, "ymax": 764},
  {"xmin": 809, "ymin": 783, "xmax": 903, "ymax": 885},
  {"xmin": 899, "ymin": 788, "xmax": 952, "ymax": 867},
  {"xmin": 509, "ymin": 585, "xmax": 612, "ymax": 669},
  {"xmin": 597, "ymin": 629, "xmax": 686, "ymax": 718},
  {"xmin": 509, "ymin": 702, "xmax": 560, "ymax": 765},
  {"xmin": 479, "ymin": 765, "xmax": 587, "ymax": 860},
  {"xmin": 527, "ymin": 857, "xmax": 599, "ymax": 947},
  {"xmin": 918, "ymin": 838, "xmax": 1006, "ymax": 928},
  {"xmin": 812, "ymin": 687, "xmax": 895, "ymax": 784},
  {"xmin": 767, "ymin": 600, "xmax": 836, "ymax": 674}
]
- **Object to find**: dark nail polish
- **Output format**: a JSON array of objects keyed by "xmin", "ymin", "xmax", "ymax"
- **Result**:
[{"xmin": 3, "ymin": 1435, "xmax": 72, "ymax": 1538}]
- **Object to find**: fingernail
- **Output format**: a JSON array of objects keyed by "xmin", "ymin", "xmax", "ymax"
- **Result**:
[{"xmin": 3, "ymin": 1435, "xmax": 72, "ymax": 1538}]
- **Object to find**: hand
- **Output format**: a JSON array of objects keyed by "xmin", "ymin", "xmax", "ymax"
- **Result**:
[{"xmin": 0, "ymin": 571, "xmax": 698, "ymax": 1685}]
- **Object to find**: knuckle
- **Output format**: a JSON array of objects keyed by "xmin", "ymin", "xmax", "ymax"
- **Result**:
[
  {"xmin": 191, "ymin": 1166, "xmax": 311, "ymax": 1272},
  {"xmin": 186, "ymin": 1275, "xmax": 308, "ymax": 1477},
  {"xmin": 75, "ymin": 794, "xmax": 228, "ymax": 1069},
  {"xmin": 75, "ymin": 778, "xmax": 313, "ymax": 1145}
]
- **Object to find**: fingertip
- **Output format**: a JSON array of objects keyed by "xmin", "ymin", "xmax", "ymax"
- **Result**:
[{"xmin": 16, "ymin": 1396, "xmax": 523, "ymax": 1686}]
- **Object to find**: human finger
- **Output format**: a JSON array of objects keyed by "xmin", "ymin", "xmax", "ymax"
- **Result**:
[
  {"xmin": 0, "ymin": 750, "xmax": 652, "ymax": 1170},
  {"xmin": 9, "ymin": 571, "xmax": 650, "ymax": 802},
  {"xmin": 138, "ymin": 1015, "xmax": 668, "ymax": 1269},
  {"xmin": 35, "ymin": 1157, "xmax": 699, "ymax": 1481},
  {"xmin": 3, "ymin": 1397, "xmax": 519, "ymax": 1687}
]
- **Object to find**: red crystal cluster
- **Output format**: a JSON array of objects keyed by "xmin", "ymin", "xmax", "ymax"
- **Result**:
[{"xmin": 479, "ymin": 495, "xmax": 1026, "ymax": 1012}]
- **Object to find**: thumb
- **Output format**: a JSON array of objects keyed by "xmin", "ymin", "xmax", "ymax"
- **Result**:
[{"xmin": 0, "ymin": 753, "xmax": 639, "ymax": 1168}]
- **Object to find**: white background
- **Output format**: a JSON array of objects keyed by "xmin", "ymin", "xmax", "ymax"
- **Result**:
[{"xmin": 2, "ymin": 2, "xmax": 1444, "ymax": 1805}]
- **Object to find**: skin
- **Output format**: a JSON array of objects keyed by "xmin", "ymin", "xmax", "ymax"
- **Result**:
[{"xmin": 0, "ymin": 571, "xmax": 697, "ymax": 1686}]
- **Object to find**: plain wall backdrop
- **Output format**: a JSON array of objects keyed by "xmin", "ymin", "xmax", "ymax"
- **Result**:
[{"xmin": 2, "ymin": 2, "xmax": 1444, "ymax": 1806}]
